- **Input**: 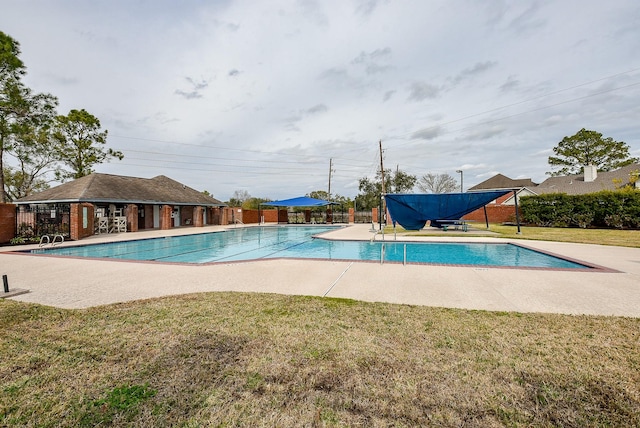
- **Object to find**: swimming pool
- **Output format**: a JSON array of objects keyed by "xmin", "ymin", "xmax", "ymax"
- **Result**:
[{"xmin": 29, "ymin": 225, "xmax": 592, "ymax": 269}]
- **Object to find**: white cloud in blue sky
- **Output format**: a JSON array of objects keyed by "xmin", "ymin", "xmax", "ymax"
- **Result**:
[{"xmin": 3, "ymin": 0, "xmax": 640, "ymax": 200}]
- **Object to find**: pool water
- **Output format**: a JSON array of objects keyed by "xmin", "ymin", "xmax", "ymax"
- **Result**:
[{"xmin": 30, "ymin": 225, "xmax": 590, "ymax": 269}]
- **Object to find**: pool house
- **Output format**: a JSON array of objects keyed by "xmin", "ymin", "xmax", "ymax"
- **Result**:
[{"xmin": 11, "ymin": 173, "xmax": 228, "ymax": 241}]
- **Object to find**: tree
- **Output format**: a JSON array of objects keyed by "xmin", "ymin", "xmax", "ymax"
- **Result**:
[
  {"xmin": 1, "ymin": 32, "xmax": 28, "ymax": 202},
  {"xmin": 307, "ymin": 190, "xmax": 353, "ymax": 208},
  {"xmin": 547, "ymin": 128, "xmax": 638, "ymax": 176},
  {"xmin": 54, "ymin": 109, "xmax": 123, "ymax": 181},
  {"xmin": 242, "ymin": 197, "xmax": 271, "ymax": 210},
  {"xmin": 228, "ymin": 189, "xmax": 251, "ymax": 206},
  {"xmin": 308, "ymin": 190, "xmax": 330, "ymax": 200},
  {"xmin": 417, "ymin": 173, "xmax": 458, "ymax": 193},
  {"xmin": 1, "ymin": 31, "xmax": 58, "ymax": 202},
  {"xmin": 0, "ymin": 31, "xmax": 25, "ymax": 78},
  {"xmin": 356, "ymin": 168, "xmax": 417, "ymax": 210},
  {"xmin": 3, "ymin": 166, "xmax": 50, "ymax": 201}
]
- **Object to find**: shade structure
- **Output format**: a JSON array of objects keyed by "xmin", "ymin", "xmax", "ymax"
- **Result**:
[
  {"xmin": 385, "ymin": 191, "xmax": 511, "ymax": 230},
  {"xmin": 261, "ymin": 196, "xmax": 336, "ymax": 207}
]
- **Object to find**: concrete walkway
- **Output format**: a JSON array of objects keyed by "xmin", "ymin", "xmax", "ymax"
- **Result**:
[{"xmin": 1, "ymin": 224, "xmax": 639, "ymax": 317}]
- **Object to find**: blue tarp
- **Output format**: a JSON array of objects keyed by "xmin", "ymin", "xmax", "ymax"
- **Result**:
[
  {"xmin": 261, "ymin": 196, "xmax": 336, "ymax": 207},
  {"xmin": 385, "ymin": 191, "xmax": 511, "ymax": 230}
]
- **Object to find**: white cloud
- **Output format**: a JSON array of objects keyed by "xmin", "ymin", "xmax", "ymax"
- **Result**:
[{"xmin": 2, "ymin": 0, "xmax": 639, "ymax": 200}]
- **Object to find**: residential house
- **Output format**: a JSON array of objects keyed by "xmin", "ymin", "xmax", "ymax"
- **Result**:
[{"xmin": 463, "ymin": 163, "xmax": 640, "ymax": 224}]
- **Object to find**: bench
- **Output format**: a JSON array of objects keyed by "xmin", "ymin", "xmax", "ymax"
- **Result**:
[{"xmin": 436, "ymin": 219, "xmax": 469, "ymax": 232}]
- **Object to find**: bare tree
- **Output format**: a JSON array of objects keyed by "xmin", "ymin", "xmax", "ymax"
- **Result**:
[
  {"xmin": 228, "ymin": 189, "xmax": 251, "ymax": 206},
  {"xmin": 417, "ymin": 173, "xmax": 458, "ymax": 193}
]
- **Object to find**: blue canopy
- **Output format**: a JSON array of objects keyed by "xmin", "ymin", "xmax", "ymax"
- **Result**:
[
  {"xmin": 385, "ymin": 191, "xmax": 511, "ymax": 230},
  {"xmin": 261, "ymin": 196, "xmax": 336, "ymax": 207}
]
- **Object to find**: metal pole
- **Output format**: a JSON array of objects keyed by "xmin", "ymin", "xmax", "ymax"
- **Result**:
[
  {"xmin": 483, "ymin": 205, "xmax": 489, "ymax": 229},
  {"xmin": 456, "ymin": 170, "xmax": 464, "ymax": 193},
  {"xmin": 2, "ymin": 275, "xmax": 8, "ymax": 293},
  {"xmin": 513, "ymin": 189, "xmax": 522, "ymax": 234},
  {"xmin": 379, "ymin": 140, "xmax": 386, "ymax": 229}
]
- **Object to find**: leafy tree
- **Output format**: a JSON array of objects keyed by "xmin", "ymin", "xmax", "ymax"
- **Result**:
[
  {"xmin": 547, "ymin": 128, "xmax": 637, "ymax": 176},
  {"xmin": 416, "ymin": 172, "xmax": 458, "ymax": 193},
  {"xmin": 3, "ymin": 166, "xmax": 50, "ymax": 200},
  {"xmin": 54, "ymin": 109, "xmax": 123, "ymax": 181},
  {"xmin": 0, "ymin": 31, "xmax": 25, "ymax": 78},
  {"xmin": 356, "ymin": 168, "xmax": 417, "ymax": 210},
  {"xmin": 308, "ymin": 190, "xmax": 330, "ymax": 200},
  {"xmin": 307, "ymin": 190, "xmax": 353, "ymax": 208},
  {"xmin": 1, "ymin": 31, "xmax": 58, "ymax": 202},
  {"xmin": 331, "ymin": 194, "xmax": 352, "ymax": 208},
  {"xmin": 242, "ymin": 197, "xmax": 271, "ymax": 210}
]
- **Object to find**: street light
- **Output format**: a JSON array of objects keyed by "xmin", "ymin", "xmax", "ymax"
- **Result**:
[{"xmin": 456, "ymin": 170, "xmax": 464, "ymax": 193}]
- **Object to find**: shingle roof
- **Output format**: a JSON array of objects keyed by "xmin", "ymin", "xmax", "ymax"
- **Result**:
[
  {"xmin": 15, "ymin": 173, "xmax": 225, "ymax": 206},
  {"xmin": 468, "ymin": 174, "xmax": 538, "ymax": 191},
  {"xmin": 535, "ymin": 163, "xmax": 640, "ymax": 195}
]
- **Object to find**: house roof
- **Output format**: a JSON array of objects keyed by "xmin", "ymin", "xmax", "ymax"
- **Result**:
[
  {"xmin": 535, "ymin": 163, "xmax": 640, "ymax": 195},
  {"xmin": 468, "ymin": 174, "xmax": 538, "ymax": 191},
  {"xmin": 15, "ymin": 173, "xmax": 225, "ymax": 206}
]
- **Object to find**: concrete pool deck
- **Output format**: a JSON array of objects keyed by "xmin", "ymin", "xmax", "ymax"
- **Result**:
[{"xmin": 1, "ymin": 223, "xmax": 640, "ymax": 317}]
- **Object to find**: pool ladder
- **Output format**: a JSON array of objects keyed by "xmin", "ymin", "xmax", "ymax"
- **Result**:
[
  {"xmin": 373, "ymin": 242, "xmax": 408, "ymax": 265},
  {"xmin": 39, "ymin": 234, "xmax": 65, "ymax": 247}
]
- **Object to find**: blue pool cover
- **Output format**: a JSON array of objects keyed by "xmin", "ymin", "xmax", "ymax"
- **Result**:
[{"xmin": 385, "ymin": 191, "xmax": 511, "ymax": 230}]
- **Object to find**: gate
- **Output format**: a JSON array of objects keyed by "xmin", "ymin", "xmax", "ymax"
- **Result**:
[
  {"xmin": 15, "ymin": 204, "xmax": 71, "ymax": 239},
  {"xmin": 354, "ymin": 210, "xmax": 372, "ymax": 223},
  {"xmin": 331, "ymin": 205, "xmax": 349, "ymax": 224}
]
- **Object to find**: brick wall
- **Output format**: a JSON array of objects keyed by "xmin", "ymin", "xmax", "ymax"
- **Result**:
[
  {"xmin": 160, "ymin": 205, "xmax": 173, "ymax": 230},
  {"xmin": 242, "ymin": 208, "xmax": 279, "ymax": 223},
  {"xmin": 126, "ymin": 204, "xmax": 138, "ymax": 232},
  {"xmin": 193, "ymin": 206, "xmax": 204, "ymax": 227},
  {"xmin": 463, "ymin": 204, "xmax": 519, "ymax": 224},
  {"xmin": 0, "ymin": 203, "xmax": 16, "ymax": 244},
  {"xmin": 70, "ymin": 203, "xmax": 95, "ymax": 241}
]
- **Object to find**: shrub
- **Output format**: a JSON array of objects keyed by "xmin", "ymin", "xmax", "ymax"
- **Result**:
[{"xmin": 521, "ymin": 189, "xmax": 640, "ymax": 229}]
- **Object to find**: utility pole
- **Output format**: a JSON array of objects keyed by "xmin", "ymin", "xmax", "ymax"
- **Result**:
[
  {"xmin": 396, "ymin": 164, "xmax": 399, "ymax": 193},
  {"xmin": 379, "ymin": 140, "xmax": 386, "ymax": 229},
  {"xmin": 327, "ymin": 158, "xmax": 333, "ymax": 200}
]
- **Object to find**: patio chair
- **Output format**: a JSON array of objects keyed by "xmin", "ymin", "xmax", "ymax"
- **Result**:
[{"xmin": 97, "ymin": 217, "xmax": 109, "ymax": 234}]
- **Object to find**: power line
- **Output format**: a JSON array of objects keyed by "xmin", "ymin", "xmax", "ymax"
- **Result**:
[{"xmin": 386, "ymin": 79, "xmax": 640, "ymax": 149}]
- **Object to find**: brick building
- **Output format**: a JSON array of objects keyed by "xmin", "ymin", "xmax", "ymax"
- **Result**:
[{"xmin": 10, "ymin": 173, "xmax": 227, "ymax": 242}]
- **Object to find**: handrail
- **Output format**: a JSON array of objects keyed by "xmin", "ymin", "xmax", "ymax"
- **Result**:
[
  {"xmin": 234, "ymin": 219, "xmax": 244, "ymax": 227},
  {"xmin": 39, "ymin": 235, "xmax": 50, "ymax": 247},
  {"xmin": 52, "ymin": 234, "xmax": 64, "ymax": 246}
]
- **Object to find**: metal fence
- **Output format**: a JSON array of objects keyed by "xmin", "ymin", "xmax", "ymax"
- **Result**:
[
  {"xmin": 15, "ymin": 204, "xmax": 71, "ymax": 239},
  {"xmin": 353, "ymin": 210, "xmax": 372, "ymax": 224},
  {"xmin": 281, "ymin": 207, "xmax": 373, "ymax": 224}
]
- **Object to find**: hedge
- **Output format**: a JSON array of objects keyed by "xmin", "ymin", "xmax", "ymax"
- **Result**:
[{"xmin": 520, "ymin": 189, "xmax": 640, "ymax": 229}]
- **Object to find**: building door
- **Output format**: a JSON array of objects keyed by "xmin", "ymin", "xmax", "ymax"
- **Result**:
[{"xmin": 153, "ymin": 206, "xmax": 160, "ymax": 228}]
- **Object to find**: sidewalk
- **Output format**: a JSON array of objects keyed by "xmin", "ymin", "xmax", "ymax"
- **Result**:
[{"xmin": 1, "ymin": 224, "xmax": 640, "ymax": 317}]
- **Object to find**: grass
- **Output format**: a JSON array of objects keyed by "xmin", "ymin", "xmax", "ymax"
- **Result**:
[
  {"xmin": 1, "ymin": 293, "xmax": 639, "ymax": 427},
  {"xmin": 3, "ymin": 225, "xmax": 640, "ymax": 426},
  {"xmin": 398, "ymin": 223, "xmax": 640, "ymax": 248}
]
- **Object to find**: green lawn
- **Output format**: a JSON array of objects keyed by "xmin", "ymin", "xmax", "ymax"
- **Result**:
[
  {"xmin": 2, "ymin": 225, "xmax": 640, "ymax": 426},
  {"xmin": 1, "ymin": 294, "xmax": 639, "ymax": 427},
  {"xmin": 399, "ymin": 223, "xmax": 640, "ymax": 248}
]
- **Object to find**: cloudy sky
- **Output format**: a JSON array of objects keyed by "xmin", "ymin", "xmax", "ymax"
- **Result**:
[{"xmin": 3, "ymin": 0, "xmax": 639, "ymax": 201}]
